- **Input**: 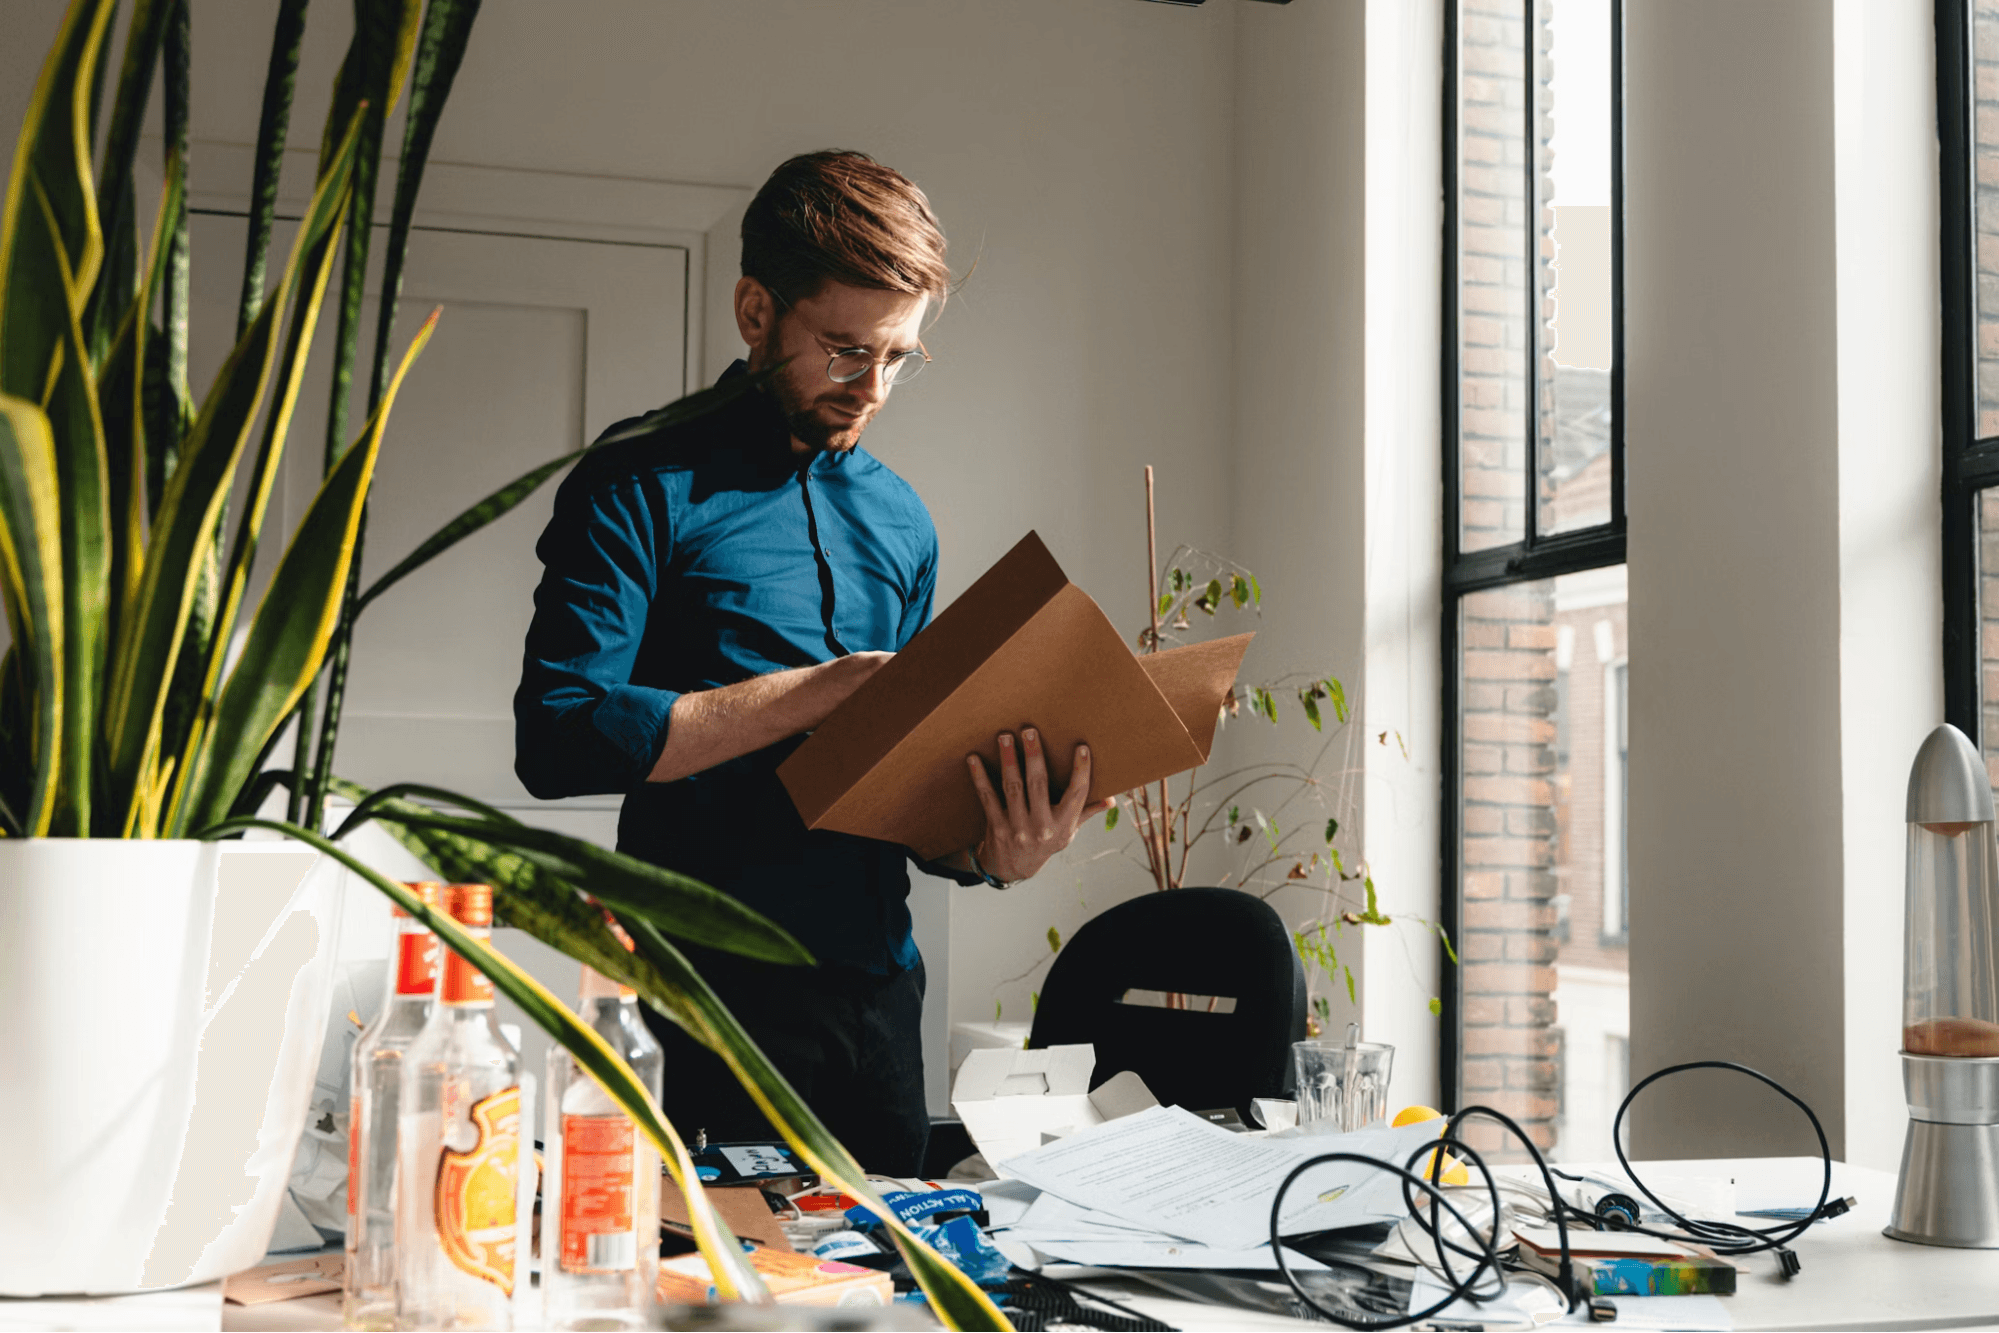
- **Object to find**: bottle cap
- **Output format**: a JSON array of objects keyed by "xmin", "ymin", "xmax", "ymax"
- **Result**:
[
  {"xmin": 446, "ymin": 882, "xmax": 494, "ymax": 927},
  {"xmin": 392, "ymin": 881, "xmax": 443, "ymax": 918}
]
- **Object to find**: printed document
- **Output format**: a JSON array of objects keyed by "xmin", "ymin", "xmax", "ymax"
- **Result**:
[{"xmin": 999, "ymin": 1104, "xmax": 1441, "ymax": 1249}]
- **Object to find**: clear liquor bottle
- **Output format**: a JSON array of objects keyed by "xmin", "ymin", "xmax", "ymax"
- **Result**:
[
  {"xmin": 543, "ymin": 946, "xmax": 663, "ymax": 1329},
  {"xmin": 396, "ymin": 884, "xmax": 523, "ymax": 1332},
  {"xmin": 343, "ymin": 882, "xmax": 443, "ymax": 1330}
]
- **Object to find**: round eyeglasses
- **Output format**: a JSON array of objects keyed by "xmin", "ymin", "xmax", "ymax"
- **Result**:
[
  {"xmin": 824, "ymin": 344, "xmax": 929, "ymax": 388},
  {"xmin": 771, "ymin": 288, "xmax": 932, "ymax": 389}
]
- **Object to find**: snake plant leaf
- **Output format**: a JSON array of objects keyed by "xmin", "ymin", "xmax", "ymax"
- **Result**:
[
  {"xmin": 37, "ymin": 187, "xmax": 113, "ymax": 835},
  {"xmin": 190, "ymin": 816, "xmax": 772, "ymax": 1306},
  {"xmin": 195, "ymin": 142, "xmax": 347, "ymax": 764},
  {"xmin": 354, "ymin": 372, "xmax": 761, "ymax": 619},
  {"xmin": 618, "ymin": 920, "xmax": 1013, "ymax": 1331},
  {"xmin": 367, "ymin": 0, "xmax": 480, "ymax": 408},
  {"xmin": 237, "ymin": 0, "xmax": 311, "ymax": 338},
  {"xmin": 0, "ymin": 0, "xmax": 113, "ymax": 403},
  {"xmin": 364, "ymin": 806, "xmax": 813, "ymax": 965},
  {"xmin": 104, "ymin": 110, "xmax": 362, "ymax": 832},
  {"xmin": 321, "ymin": 0, "xmax": 424, "ymax": 469},
  {"xmin": 159, "ymin": 0, "xmax": 189, "ymax": 406},
  {"xmin": 82, "ymin": 0, "xmax": 171, "ymax": 361},
  {"xmin": 0, "ymin": 395, "xmax": 63, "ymax": 835},
  {"xmin": 98, "ymin": 155, "xmax": 183, "ymax": 629},
  {"xmin": 170, "ymin": 308, "xmax": 436, "ymax": 837},
  {"xmin": 329, "ymin": 781, "xmax": 1008, "ymax": 1331}
]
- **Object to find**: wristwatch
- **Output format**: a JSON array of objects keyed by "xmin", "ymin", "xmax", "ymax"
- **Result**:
[{"xmin": 966, "ymin": 843, "xmax": 1015, "ymax": 890}]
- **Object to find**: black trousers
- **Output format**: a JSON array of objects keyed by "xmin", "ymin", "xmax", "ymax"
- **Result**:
[{"xmin": 641, "ymin": 947, "xmax": 931, "ymax": 1177}]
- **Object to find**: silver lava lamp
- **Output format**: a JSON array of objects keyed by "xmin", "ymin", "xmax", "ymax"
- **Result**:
[{"xmin": 1886, "ymin": 723, "xmax": 1999, "ymax": 1247}]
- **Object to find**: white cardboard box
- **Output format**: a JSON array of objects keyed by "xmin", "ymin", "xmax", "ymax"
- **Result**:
[{"xmin": 949, "ymin": 1044, "xmax": 1158, "ymax": 1174}]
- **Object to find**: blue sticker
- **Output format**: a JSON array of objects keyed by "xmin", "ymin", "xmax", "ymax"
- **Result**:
[{"xmin": 696, "ymin": 1164, "xmax": 722, "ymax": 1181}]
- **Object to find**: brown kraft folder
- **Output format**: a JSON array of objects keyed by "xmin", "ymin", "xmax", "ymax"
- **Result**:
[{"xmin": 778, "ymin": 532, "xmax": 1253, "ymax": 862}]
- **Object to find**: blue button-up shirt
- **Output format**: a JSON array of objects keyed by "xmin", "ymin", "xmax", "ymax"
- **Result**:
[{"xmin": 514, "ymin": 363, "xmax": 954, "ymax": 973}]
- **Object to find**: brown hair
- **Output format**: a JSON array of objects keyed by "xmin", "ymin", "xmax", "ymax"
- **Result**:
[{"xmin": 740, "ymin": 150, "xmax": 951, "ymax": 309}]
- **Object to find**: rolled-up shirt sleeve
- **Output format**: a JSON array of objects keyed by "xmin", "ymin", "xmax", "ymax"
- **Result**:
[{"xmin": 514, "ymin": 472, "xmax": 677, "ymax": 799}]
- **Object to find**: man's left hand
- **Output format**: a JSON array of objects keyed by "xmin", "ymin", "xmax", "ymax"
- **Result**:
[{"xmin": 963, "ymin": 729, "xmax": 1113, "ymax": 884}]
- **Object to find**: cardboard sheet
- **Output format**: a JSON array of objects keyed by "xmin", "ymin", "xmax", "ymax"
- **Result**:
[
  {"xmin": 949, "ymin": 1043, "xmax": 1160, "ymax": 1172},
  {"xmin": 778, "ymin": 532, "xmax": 1253, "ymax": 860}
]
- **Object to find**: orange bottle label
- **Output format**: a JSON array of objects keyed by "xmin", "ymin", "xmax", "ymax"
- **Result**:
[
  {"xmin": 440, "ymin": 948, "xmax": 493, "ymax": 1005},
  {"xmin": 434, "ymin": 1086, "xmax": 520, "ymax": 1295},
  {"xmin": 395, "ymin": 932, "xmax": 439, "ymax": 996},
  {"xmin": 347, "ymin": 1094, "xmax": 361, "ymax": 1216},
  {"xmin": 559, "ymin": 1115, "xmax": 637, "ymax": 1273}
]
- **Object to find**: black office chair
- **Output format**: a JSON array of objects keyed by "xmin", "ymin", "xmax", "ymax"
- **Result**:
[{"xmin": 1025, "ymin": 886, "xmax": 1308, "ymax": 1121}]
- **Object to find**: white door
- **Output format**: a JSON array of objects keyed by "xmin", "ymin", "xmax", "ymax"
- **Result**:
[
  {"xmin": 187, "ymin": 208, "xmax": 694, "ymax": 1079},
  {"xmin": 187, "ymin": 215, "xmax": 689, "ymax": 833}
]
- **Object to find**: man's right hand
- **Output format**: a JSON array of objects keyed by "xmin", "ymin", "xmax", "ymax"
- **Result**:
[{"xmin": 646, "ymin": 651, "xmax": 893, "ymax": 784}]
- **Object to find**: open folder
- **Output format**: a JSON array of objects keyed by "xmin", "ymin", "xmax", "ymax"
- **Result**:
[{"xmin": 777, "ymin": 532, "xmax": 1252, "ymax": 861}]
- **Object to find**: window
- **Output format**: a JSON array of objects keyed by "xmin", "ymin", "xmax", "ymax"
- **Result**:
[
  {"xmin": 1940, "ymin": 3, "xmax": 1999, "ymax": 775},
  {"xmin": 1445, "ymin": 0, "xmax": 1627, "ymax": 1161}
]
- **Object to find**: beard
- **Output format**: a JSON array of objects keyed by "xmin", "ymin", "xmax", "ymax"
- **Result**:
[{"xmin": 758, "ymin": 336, "xmax": 877, "ymax": 454}]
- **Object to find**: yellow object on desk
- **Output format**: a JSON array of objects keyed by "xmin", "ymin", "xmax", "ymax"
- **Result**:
[{"xmin": 1392, "ymin": 1105, "xmax": 1471, "ymax": 1186}]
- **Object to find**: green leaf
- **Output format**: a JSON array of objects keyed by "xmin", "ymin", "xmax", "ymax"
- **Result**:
[
  {"xmin": 171, "ymin": 308, "xmax": 436, "ymax": 836},
  {"xmin": 1231, "ymin": 574, "xmax": 1249, "ymax": 608},
  {"xmin": 1429, "ymin": 996, "xmax": 1443, "ymax": 1017},
  {"xmin": 0, "ymin": 0, "xmax": 113, "ymax": 402},
  {"xmin": 236, "ymin": 0, "xmax": 310, "ymax": 338},
  {"xmin": 1202, "ymin": 579, "xmax": 1222, "ymax": 614},
  {"xmin": 320, "ymin": 0, "xmax": 425, "ymax": 470},
  {"xmin": 193, "ymin": 816, "xmax": 774, "ymax": 1306},
  {"xmin": 340, "ymin": 799, "xmax": 813, "ymax": 966},
  {"xmin": 1228, "ymin": 804, "xmax": 1239, "ymax": 826},
  {"xmin": 365, "ymin": 0, "xmax": 480, "ymax": 409},
  {"xmin": 159, "ymin": 0, "xmax": 188, "ymax": 405},
  {"xmin": 1031, "ymin": 990, "xmax": 1040, "ymax": 1013},
  {"xmin": 1324, "ymin": 817, "xmax": 1338, "ymax": 843},
  {"xmin": 333, "ymin": 788, "xmax": 1009, "ymax": 1329},
  {"xmin": 1103, "ymin": 803, "xmax": 1118, "ymax": 831},
  {"xmin": 1326, "ymin": 676, "xmax": 1350, "ymax": 724},
  {"xmin": 1047, "ymin": 925, "xmax": 1062, "ymax": 954},
  {"xmin": 1301, "ymin": 691, "xmax": 1321, "ymax": 732},
  {"xmin": 104, "ymin": 109, "xmax": 363, "ymax": 833},
  {"xmin": 995, "ymin": 999, "xmax": 1003, "ymax": 1023},
  {"xmin": 81, "ymin": 0, "xmax": 171, "ymax": 362},
  {"xmin": 1344, "ymin": 966, "xmax": 1357, "ymax": 1006},
  {"xmin": 0, "ymin": 395, "xmax": 64, "ymax": 834},
  {"xmin": 35, "ymin": 182, "xmax": 112, "ymax": 834},
  {"xmin": 1249, "ymin": 572, "xmax": 1261, "ymax": 605},
  {"xmin": 1156, "ymin": 591, "xmax": 1172, "ymax": 617}
]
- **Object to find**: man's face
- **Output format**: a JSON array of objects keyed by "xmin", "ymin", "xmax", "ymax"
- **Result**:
[{"xmin": 745, "ymin": 281, "xmax": 928, "ymax": 455}]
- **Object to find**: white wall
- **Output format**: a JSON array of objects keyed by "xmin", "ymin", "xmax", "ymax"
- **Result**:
[
  {"xmin": 1624, "ymin": 0, "xmax": 1942, "ymax": 1167},
  {"xmin": 1833, "ymin": 0, "xmax": 1940, "ymax": 1174}
]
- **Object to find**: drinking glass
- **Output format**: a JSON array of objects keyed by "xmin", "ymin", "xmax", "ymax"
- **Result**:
[{"xmin": 1292, "ymin": 1040, "xmax": 1395, "ymax": 1131}]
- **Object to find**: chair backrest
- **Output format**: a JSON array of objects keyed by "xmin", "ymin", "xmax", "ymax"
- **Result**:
[{"xmin": 1026, "ymin": 887, "xmax": 1307, "ymax": 1119}]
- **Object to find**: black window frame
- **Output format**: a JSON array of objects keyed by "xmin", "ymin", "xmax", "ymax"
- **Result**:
[
  {"xmin": 1939, "ymin": 0, "xmax": 1992, "ymax": 738},
  {"xmin": 1439, "ymin": 0, "xmax": 1628, "ymax": 1112}
]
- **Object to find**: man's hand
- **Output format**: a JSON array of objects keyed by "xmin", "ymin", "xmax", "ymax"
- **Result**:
[{"xmin": 963, "ymin": 728, "xmax": 1113, "ymax": 884}]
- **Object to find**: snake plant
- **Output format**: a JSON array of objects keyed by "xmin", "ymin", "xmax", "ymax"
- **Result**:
[{"xmin": 0, "ymin": 1, "xmax": 1008, "ymax": 1325}]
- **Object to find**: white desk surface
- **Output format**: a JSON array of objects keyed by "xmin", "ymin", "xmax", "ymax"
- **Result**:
[{"xmin": 7, "ymin": 1157, "xmax": 1993, "ymax": 1331}]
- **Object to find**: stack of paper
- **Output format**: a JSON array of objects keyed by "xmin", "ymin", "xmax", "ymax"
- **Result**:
[{"xmin": 983, "ymin": 1103, "xmax": 1445, "ymax": 1271}]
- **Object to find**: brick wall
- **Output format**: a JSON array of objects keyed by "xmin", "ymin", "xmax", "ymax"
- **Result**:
[
  {"xmin": 1457, "ymin": 0, "xmax": 1562, "ymax": 1156},
  {"xmin": 1976, "ymin": 2, "xmax": 1999, "ymax": 440}
]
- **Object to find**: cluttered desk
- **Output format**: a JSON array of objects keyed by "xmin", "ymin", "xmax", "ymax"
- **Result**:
[{"xmin": 23, "ymin": 1042, "xmax": 1999, "ymax": 1332}]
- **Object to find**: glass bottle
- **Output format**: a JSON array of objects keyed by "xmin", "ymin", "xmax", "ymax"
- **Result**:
[
  {"xmin": 343, "ymin": 882, "xmax": 443, "ymax": 1330},
  {"xmin": 543, "ymin": 942, "xmax": 663, "ymax": 1329},
  {"xmin": 396, "ymin": 884, "xmax": 522, "ymax": 1331}
]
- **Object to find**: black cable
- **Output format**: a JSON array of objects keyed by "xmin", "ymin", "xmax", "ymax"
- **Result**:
[
  {"xmin": 1264, "ymin": 1060, "xmax": 1835, "ymax": 1325},
  {"xmin": 1589, "ymin": 1059, "xmax": 1834, "ymax": 1265},
  {"xmin": 1268, "ymin": 1150, "xmax": 1510, "ymax": 1329}
]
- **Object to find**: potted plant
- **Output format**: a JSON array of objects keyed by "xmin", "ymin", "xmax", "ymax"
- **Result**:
[
  {"xmin": 0, "ymin": 2, "xmax": 1005, "ymax": 1325},
  {"xmin": 1006, "ymin": 470, "xmax": 1453, "ymax": 1030}
]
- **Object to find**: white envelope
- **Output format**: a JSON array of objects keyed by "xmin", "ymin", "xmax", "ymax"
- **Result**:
[{"xmin": 949, "ymin": 1044, "xmax": 1159, "ymax": 1174}]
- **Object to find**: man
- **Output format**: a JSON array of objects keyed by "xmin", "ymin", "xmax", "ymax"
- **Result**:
[{"xmin": 515, "ymin": 151, "xmax": 1102, "ymax": 1175}]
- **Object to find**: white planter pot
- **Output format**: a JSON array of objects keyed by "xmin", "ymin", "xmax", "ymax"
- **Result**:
[{"xmin": 0, "ymin": 838, "xmax": 344, "ymax": 1295}]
